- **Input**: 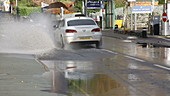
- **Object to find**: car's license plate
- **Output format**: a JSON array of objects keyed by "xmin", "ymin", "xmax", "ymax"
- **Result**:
[{"xmin": 78, "ymin": 37, "xmax": 92, "ymax": 40}]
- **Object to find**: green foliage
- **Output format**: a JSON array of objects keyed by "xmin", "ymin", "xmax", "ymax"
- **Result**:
[
  {"xmin": 114, "ymin": 0, "xmax": 125, "ymax": 8},
  {"xmin": 158, "ymin": 0, "xmax": 165, "ymax": 4},
  {"xmin": 74, "ymin": 0, "xmax": 83, "ymax": 12},
  {"xmin": 10, "ymin": 0, "xmax": 15, "ymax": 2},
  {"xmin": 12, "ymin": 0, "xmax": 40, "ymax": 16},
  {"xmin": 18, "ymin": 0, "xmax": 37, "ymax": 7},
  {"xmin": 88, "ymin": 9, "xmax": 100, "ymax": 13},
  {"xmin": 74, "ymin": 0, "xmax": 101, "ymax": 14},
  {"xmin": 115, "ymin": 2, "xmax": 125, "ymax": 8},
  {"xmin": 17, "ymin": 6, "xmax": 40, "ymax": 16}
]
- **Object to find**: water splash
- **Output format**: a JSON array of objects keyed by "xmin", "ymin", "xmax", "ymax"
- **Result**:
[{"xmin": 0, "ymin": 19, "xmax": 56, "ymax": 54}]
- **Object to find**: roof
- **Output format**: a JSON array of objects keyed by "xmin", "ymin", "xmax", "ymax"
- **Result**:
[
  {"xmin": 47, "ymin": 2, "xmax": 68, "ymax": 9},
  {"xmin": 45, "ymin": 1, "xmax": 75, "ymax": 14}
]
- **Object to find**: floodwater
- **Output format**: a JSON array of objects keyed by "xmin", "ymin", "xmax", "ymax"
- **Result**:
[
  {"xmin": 103, "ymin": 36, "xmax": 170, "ymax": 67},
  {"xmin": 1, "ymin": 13, "xmax": 170, "ymax": 96},
  {"xmin": 39, "ymin": 60, "xmax": 145, "ymax": 96}
]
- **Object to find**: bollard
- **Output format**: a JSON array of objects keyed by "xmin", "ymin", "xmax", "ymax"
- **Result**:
[{"xmin": 142, "ymin": 28, "xmax": 147, "ymax": 38}]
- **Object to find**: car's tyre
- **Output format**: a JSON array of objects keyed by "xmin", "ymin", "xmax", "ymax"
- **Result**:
[
  {"xmin": 96, "ymin": 39, "xmax": 102, "ymax": 49},
  {"xmin": 96, "ymin": 42, "xmax": 100, "ymax": 49}
]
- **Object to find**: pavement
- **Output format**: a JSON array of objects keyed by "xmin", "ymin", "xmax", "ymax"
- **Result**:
[
  {"xmin": 102, "ymin": 29, "xmax": 170, "ymax": 47},
  {"xmin": 0, "ymin": 54, "xmax": 67, "ymax": 96}
]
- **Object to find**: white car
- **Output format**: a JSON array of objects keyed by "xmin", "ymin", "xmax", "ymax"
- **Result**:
[{"xmin": 54, "ymin": 16, "xmax": 102, "ymax": 49}]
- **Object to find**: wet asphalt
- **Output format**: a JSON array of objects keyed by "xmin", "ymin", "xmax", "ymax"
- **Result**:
[{"xmin": 1, "ymin": 29, "xmax": 170, "ymax": 96}]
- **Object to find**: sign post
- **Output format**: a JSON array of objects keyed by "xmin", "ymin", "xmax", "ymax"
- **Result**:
[
  {"xmin": 162, "ymin": 12, "xmax": 169, "ymax": 35},
  {"xmin": 162, "ymin": 12, "xmax": 167, "ymax": 22},
  {"xmin": 128, "ymin": 0, "xmax": 136, "ymax": 30}
]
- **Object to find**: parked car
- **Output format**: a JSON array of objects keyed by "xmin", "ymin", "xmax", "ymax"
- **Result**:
[{"xmin": 54, "ymin": 16, "xmax": 102, "ymax": 49}]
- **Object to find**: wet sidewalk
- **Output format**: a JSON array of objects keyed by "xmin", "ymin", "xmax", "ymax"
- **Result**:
[
  {"xmin": 102, "ymin": 29, "xmax": 170, "ymax": 47},
  {"xmin": 0, "ymin": 54, "xmax": 66, "ymax": 96}
]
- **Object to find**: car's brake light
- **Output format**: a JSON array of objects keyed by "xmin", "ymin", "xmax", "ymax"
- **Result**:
[
  {"xmin": 65, "ymin": 29, "xmax": 77, "ymax": 33},
  {"xmin": 91, "ymin": 28, "xmax": 101, "ymax": 32}
]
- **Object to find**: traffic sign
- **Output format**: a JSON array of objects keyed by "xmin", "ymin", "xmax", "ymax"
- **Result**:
[
  {"xmin": 162, "ymin": 12, "xmax": 167, "ymax": 22},
  {"xmin": 132, "ymin": 5, "xmax": 152, "ymax": 13},
  {"xmin": 87, "ymin": 0, "xmax": 102, "ymax": 9}
]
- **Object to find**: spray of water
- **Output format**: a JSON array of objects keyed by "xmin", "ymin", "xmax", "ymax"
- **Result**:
[{"xmin": 0, "ymin": 13, "xmax": 58, "ymax": 54}]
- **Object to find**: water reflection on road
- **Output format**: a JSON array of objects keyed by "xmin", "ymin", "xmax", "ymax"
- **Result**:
[
  {"xmin": 34, "ymin": 37, "xmax": 170, "ymax": 96},
  {"xmin": 103, "ymin": 37, "xmax": 170, "ymax": 66},
  {"xmin": 39, "ymin": 59, "xmax": 146, "ymax": 96}
]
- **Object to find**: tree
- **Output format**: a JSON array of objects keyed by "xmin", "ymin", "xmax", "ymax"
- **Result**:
[
  {"xmin": 158, "ymin": 0, "xmax": 165, "ymax": 4},
  {"xmin": 74, "ymin": 0, "xmax": 82, "ymax": 12}
]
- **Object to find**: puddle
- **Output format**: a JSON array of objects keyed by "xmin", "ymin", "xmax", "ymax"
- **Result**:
[
  {"xmin": 137, "ymin": 43, "xmax": 170, "ymax": 48},
  {"xmin": 38, "ymin": 60, "xmax": 145, "ymax": 96},
  {"xmin": 68, "ymin": 74, "xmax": 130, "ymax": 96}
]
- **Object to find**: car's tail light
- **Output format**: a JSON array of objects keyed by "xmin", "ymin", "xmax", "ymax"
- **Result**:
[
  {"xmin": 65, "ymin": 29, "xmax": 77, "ymax": 33},
  {"xmin": 91, "ymin": 28, "xmax": 101, "ymax": 32}
]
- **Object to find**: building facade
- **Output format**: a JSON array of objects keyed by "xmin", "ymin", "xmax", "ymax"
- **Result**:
[{"xmin": 129, "ymin": 0, "xmax": 159, "ymax": 6}]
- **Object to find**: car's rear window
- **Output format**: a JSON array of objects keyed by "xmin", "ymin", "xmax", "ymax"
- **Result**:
[{"xmin": 67, "ymin": 19, "xmax": 96, "ymax": 26}]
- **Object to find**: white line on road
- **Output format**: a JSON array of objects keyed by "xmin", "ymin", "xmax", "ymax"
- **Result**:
[
  {"xmin": 125, "ymin": 56, "xmax": 145, "ymax": 62},
  {"xmin": 157, "ymin": 37, "xmax": 170, "ymax": 41},
  {"xmin": 101, "ymin": 49, "xmax": 118, "ymax": 54},
  {"xmin": 154, "ymin": 64, "xmax": 170, "ymax": 71}
]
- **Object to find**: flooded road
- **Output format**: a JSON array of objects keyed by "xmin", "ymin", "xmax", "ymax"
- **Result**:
[
  {"xmin": 37, "ymin": 48, "xmax": 170, "ymax": 96},
  {"xmin": 1, "ymin": 21, "xmax": 170, "ymax": 96},
  {"xmin": 36, "ymin": 36, "xmax": 170, "ymax": 96},
  {"xmin": 103, "ymin": 36, "xmax": 170, "ymax": 66}
]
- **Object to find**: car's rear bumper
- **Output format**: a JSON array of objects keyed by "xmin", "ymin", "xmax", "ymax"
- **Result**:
[{"xmin": 64, "ymin": 35, "xmax": 102, "ymax": 44}]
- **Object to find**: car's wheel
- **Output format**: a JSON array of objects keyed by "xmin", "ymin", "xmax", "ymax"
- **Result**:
[
  {"xmin": 96, "ymin": 39, "xmax": 102, "ymax": 49},
  {"xmin": 96, "ymin": 42, "xmax": 100, "ymax": 49}
]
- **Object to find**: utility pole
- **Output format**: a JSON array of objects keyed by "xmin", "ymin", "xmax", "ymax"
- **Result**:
[
  {"xmin": 60, "ymin": 7, "xmax": 64, "ymax": 19},
  {"xmin": 15, "ymin": 0, "xmax": 18, "ymax": 20},
  {"xmin": 151, "ymin": 0, "xmax": 154, "ymax": 15},
  {"xmin": 82, "ymin": 1, "xmax": 84, "ymax": 14},
  {"xmin": 163, "ymin": 0, "xmax": 168, "ymax": 35},
  {"xmin": 15, "ymin": 0, "xmax": 17, "ymax": 6},
  {"xmin": 122, "ymin": 0, "xmax": 128, "ymax": 28},
  {"xmin": 83, "ymin": 0, "xmax": 87, "ymax": 16},
  {"xmin": 165, "ymin": 0, "xmax": 167, "ymax": 12},
  {"xmin": 131, "ymin": 5, "xmax": 133, "ymax": 30},
  {"xmin": 134, "ymin": 1, "xmax": 137, "ymax": 30}
]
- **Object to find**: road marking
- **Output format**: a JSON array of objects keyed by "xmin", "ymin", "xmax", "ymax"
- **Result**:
[
  {"xmin": 125, "ymin": 56, "xmax": 145, "ymax": 62},
  {"xmin": 157, "ymin": 37, "xmax": 170, "ymax": 41},
  {"xmin": 154, "ymin": 64, "xmax": 170, "ymax": 71},
  {"xmin": 72, "ymin": 82, "xmax": 90, "ymax": 96},
  {"xmin": 35, "ymin": 59, "xmax": 50, "ymax": 71},
  {"xmin": 101, "ymin": 49, "xmax": 118, "ymax": 54}
]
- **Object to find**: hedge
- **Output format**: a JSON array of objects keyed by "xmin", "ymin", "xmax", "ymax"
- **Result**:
[{"xmin": 17, "ymin": 6, "xmax": 41, "ymax": 16}]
